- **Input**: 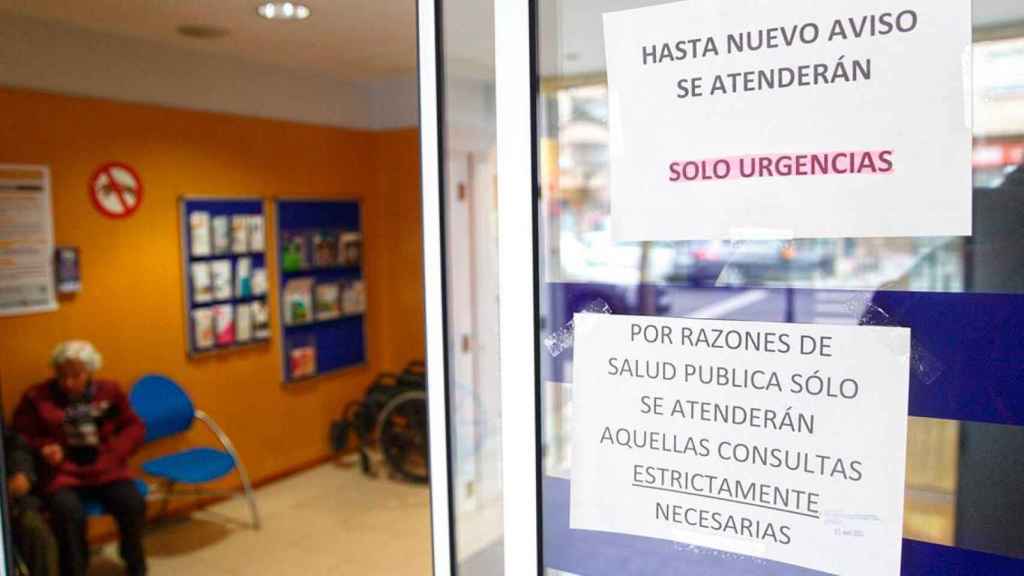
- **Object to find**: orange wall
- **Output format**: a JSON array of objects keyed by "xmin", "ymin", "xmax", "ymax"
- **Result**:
[{"xmin": 0, "ymin": 87, "xmax": 424, "ymax": 487}]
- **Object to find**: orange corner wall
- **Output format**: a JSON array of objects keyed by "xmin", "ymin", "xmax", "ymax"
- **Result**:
[{"xmin": 0, "ymin": 87, "xmax": 424, "ymax": 489}]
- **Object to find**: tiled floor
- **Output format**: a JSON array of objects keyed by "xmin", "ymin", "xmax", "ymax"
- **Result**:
[{"xmin": 89, "ymin": 463, "xmax": 432, "ymax": 575}]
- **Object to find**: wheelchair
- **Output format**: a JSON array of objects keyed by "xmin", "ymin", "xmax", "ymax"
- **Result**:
[{"xmin": 330, "ymin": 361, "xmax": 429, "ymax": 483}]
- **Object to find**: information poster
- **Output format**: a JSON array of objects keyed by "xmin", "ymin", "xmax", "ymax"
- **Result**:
[
  {"xmin": 571, "ymin": 314, "xmax": 911, "ymax": 575},
  {"xmin": 0, "ymin": 165, "xmax": 56, "ymax": 316},
  {"xmin": 603, "ymin": 0, "xmax": 972, "ymax": 240}
]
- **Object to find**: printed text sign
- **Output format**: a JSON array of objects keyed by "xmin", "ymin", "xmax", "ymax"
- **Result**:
[
  {"xmin": 571, "ymin": 314, "xmax": 911, "ymax": 575},
  {"xmin": 604, "ymin": 0, "xmax": 972, "ymax": 240}
]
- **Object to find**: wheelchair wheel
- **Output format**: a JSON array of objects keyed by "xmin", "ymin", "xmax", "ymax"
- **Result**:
[{"xmin": 375, "ymin": 390, "xmax": 429, "ymax": 483}]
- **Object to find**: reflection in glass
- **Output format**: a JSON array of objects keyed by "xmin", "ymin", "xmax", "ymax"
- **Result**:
[
  {"xmin": 440, "ymin": 0, "xmax": 502, "ymax": 574},
  {"xmin": 535, "ymin": 0, "xmax": 1024, "ymax": 572}
]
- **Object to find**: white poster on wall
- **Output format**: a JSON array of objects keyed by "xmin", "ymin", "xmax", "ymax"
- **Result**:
[
  {"xmin": 603, "ymin": 0, "xmax": 972, "ymax": 241},
  {"xmin": 0, "ymin": 165, "xmax": 56, "ymax": 316},
  {"xmin": 570, "ymin": 313, "xmax": 911, "ymax": 575}
]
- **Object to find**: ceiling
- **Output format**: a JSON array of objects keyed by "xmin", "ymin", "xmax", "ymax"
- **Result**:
[
  {"xmin": 0, "ymin": 0, "xmax": 419, "ymax": 81},
  {"xmin": 4, "ymin": 0, "xmax": 1024, "ymax": 81},
  {"xmin": 8, "ymin": 0, "xmax": 1021, "ymax": 84}
]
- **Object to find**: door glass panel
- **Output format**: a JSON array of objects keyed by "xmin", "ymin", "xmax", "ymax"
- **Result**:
[
  {"xmin": 439, "ymin": 0, "xmax": 503, "ymax": 573},
  {"xmin": 534, "ymin": 1, "xmax": 1024, "ymax": 574}
]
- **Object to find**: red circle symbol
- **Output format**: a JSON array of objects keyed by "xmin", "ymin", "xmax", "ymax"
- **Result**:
[{"xmin": 90, "ymin": 162, "xmax": 143, "ymax": 218}]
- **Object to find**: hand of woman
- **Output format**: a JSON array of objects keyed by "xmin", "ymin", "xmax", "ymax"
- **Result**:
[
  {"xmin": 7, "ymin": 472, "xmax": 31, "ymax": 498},
  {"xmin": 41, "ymin": 443, "xmax": 64, "ymax": 466}
]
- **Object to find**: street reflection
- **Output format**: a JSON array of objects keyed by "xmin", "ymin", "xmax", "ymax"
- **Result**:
[
  {"xmin": 537, "ymin": 18, "xmax": 1024, "ymax": 572},
  {"xmin": 535, "ymin": 0, "xmax": 1024, "ymax": 571}
]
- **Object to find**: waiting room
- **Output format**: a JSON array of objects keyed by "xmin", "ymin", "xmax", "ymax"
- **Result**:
[{"xmin": 0, "ymin": 2, "xmax": 459, "ymax": 574}]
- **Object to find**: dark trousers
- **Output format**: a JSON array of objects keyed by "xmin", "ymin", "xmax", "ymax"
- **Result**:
[
  {"xmin": 48, "ymin": 480, "xmax": 147, "ymax": 576},
  {"xmin": 13, "ymin": 507, "xmax": 59, "ymax": 576}
]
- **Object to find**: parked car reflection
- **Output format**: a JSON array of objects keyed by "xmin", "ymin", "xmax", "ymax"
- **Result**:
[{"xmin": 667, "ymin": 240, "xmax": 836, "ymax": 287}]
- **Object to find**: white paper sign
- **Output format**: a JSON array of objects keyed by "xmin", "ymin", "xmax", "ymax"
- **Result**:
[
  {"xmin": 571, "ymin": 314, "xmax": 911, "ymax": 575},
  {"xmin": 0, "ymin": 165, "xmax": 56, "ymax": 316},
  {"xmin": 604, "ymin": 0, "xmax": 972, "ymax": 240}
]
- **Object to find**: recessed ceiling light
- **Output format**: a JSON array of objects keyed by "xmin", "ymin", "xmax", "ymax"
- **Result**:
[{"xmin": 258, "ymin": 2, "xmax": 311, "ymax": 20}]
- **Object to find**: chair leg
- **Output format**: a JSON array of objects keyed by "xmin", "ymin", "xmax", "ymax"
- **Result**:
[
  {"xmin": 195, "ymin": 409, "xmax": 261, "ymax": 529},
  {"xmin": 224, "ymin": 437, "xmax": 260, "ymax": 529},
  {"xmin": 238, "ymin": 464, "xmax": 261, "ymax": 530}
]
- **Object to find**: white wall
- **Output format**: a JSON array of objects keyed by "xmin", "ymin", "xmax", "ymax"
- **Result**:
[
  {"xmin": 364, "ymin": 74, "xmax": 421, "ymax": 130},
  {"xmin": 0, "ymin": 12, "xmax": 419, "ymax": 131},
  {"xmin": 445, "ymin": 77, "xmax": 496, "ymax": 149}
]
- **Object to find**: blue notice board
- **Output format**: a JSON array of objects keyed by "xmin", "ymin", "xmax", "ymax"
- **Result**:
[
  {"xmin": 275, "ymin": 199, "xmax": 365, "ymax": 383},
  {"xmin": 180, "ymin": 198, "xmax": 270, "ymax": 357}
]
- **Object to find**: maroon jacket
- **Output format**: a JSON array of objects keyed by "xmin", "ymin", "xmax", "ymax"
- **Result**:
[{"xmin": 13, "ymin": 378, "xmax": 145, "ymax": 493}]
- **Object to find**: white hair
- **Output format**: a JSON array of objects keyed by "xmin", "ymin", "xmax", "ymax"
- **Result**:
[{"xmin": 51, "ymin": 340, "xmax": 103, "ymax": 373}]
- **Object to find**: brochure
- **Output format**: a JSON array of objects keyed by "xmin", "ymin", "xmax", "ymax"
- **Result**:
[
  {"xmin": 339, "ymin": 232, "xmax": 362, "ymax": 267},
  {"xmin": 313, "ymin": 230, "xmax": 339, "ymax": 268},
  {"xmin": 252, "ymin": 267, "xmax": 268, "ymax": 296},
  {"xmin": 192, "ymin": 307, "xmax": 215, "ymax": 350},
  {"xmin": 211, "ymin": 259, "xmax": 233, "ymax": 301},
  {"xmin": 212, "ymin": 215, "xmax": 230, "ymax": 255},
  {"xmin": 231, "ymin": 215, "xmax": 250, "ymax": 254},
  {"xmin": 289, "ymin": 339, "xmax": 317, "ymax": 379},
  {"xmin": 189, "ymin": 211, "xmax": 212, "ymax": 257},
  {"xmin": 283, "ymin": 277, "xmax": 314, "ymax": 325},
  {"xmin": 251, "ymin": 300, "xmax": 270, "ymax": 340},
  {"xmin": 235, "ymin": 257, "xmax": 253, "ymax": 298},
  {"xmin": 341, "ymin": 279, "xmax": 367, "ymax": 316},
  {"xmin": 190, "ymin": 262, "xmax": 213, "ymax": 304},
  {"xmin": 213, "ymin": 304, "xmax": 235, "ymax": 346},
  {"xmin": 248, "ymin": 215, "xmax": 265, "ymax": 253},
  {"xmin": 235, "ymin": 302, "xmax": 253, "ymax": 343},
  {"xmin": 281, "ymin": 231, "xmax": 308, "ymax": 272},
  {"xmin": 315, "ymin": 282, "xmax": 342, "ymax": 320}
]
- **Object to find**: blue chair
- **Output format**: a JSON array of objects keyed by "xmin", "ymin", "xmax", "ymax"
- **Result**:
[{"xmin": 128, "ymin": 374, "xmax": 260, "ymax": 529}]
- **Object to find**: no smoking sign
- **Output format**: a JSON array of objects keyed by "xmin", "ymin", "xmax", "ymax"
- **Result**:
[{"xmin": 90, "ymin": 162, "xmax": 143, "ymax": 218}]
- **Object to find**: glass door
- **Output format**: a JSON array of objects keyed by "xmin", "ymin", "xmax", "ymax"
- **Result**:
[
  {"xmin": 492, "ymin": 0, "xmax": 1024, "ymax": 575},
  {"xmin": 420, "ymin": 0, "xmax": 504, "ymax": 574}
]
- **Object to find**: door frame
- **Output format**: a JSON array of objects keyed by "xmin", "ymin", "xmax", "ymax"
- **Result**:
[
  {"xmin": 0, "ymin": 410, "xmax": 13, "ymax": 575},
  {"xmin": 494, "ymin": 1, "xmax": 543, "ymax": 574},
  {"xmin": 420, "ymin": 0, "xmax": 542, "ymax": 573},
  {"xmin": 418, "ymin": 0, "xmax": 456, "ymax": 573}
]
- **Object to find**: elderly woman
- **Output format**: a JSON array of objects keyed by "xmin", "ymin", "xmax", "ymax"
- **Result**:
[{"xmin": 13, "ymin": 340, "xmax": 147, "ymax": 576}]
